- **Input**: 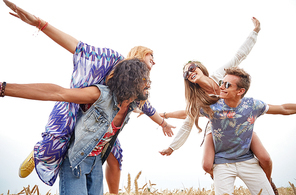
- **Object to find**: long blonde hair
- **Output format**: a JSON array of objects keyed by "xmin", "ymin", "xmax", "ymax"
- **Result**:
[{"xmin": 183, "ymin": 61, "xmax": 219, "ymax": 132}]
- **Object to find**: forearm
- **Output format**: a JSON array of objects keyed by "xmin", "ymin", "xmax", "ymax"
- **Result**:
[
  {"xmin": 267, "ymin": 104, "xmax": 296, "ymax": 115},
  {"xmin": 4, "ymin": 82, "xmax": 99, "ymax": 104},
  {"xmin": 150, "ymin": 111, "xmax": 168, "ymax": 127},
  {"xmin": 39, "ymin": 19, "xmax": 79, "ymax": 54},
  {"xmin": 211, "ymin": 31, "xmax": 258, "ymax": 83},
  {"xmin": 4, "ymin": 0, "xmax": 79, "ymax": 54},
  {"xmin": 282, "ymin": 104, "xmax": 296, "ymax": 115},
  {"xmin": 169, "ymin": 115, "xmax": 194, "ymax": 150},
  {"xmin": 164, "ymin": 110, "xmax": 187, "ymax": 119},
  {"xmin": 5, "ymin": 83, "xmax": 66, "ymax": 101}
]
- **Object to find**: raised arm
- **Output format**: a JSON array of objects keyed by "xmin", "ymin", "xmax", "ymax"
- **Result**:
[
  {"xmin": 3, "ymin": 82, "xmax": 100, "ymax": 104},
  {"xmin": 4, "ymin": 0, "xmax": 78, "ymax": 54},
  {"xmin": 266, "ymin": 104, "xmax": 296, "ymax": 115},
  {"xmin": 211, "ymin": 17, "xmax": 261, "ymax": 82}
]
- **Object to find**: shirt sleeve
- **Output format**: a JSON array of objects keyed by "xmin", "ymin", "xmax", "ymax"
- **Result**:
[
  {"xmin": 211, "ymin": 31, "xmax": 258, "ymax": 83},
  {"xmin": 169, "ymin": 115, "xmax": 194, "ymax": 150},
  {"xmin": 71, "ymin": 41, "xmax": 124, "ymax": 88},
  {"xmin": 139, "ymin": 100, "xmax": 156, "ymax": 117},
  {"xmin": 254, "ymin": 98, "xmax": 269, "ymax": 116}
]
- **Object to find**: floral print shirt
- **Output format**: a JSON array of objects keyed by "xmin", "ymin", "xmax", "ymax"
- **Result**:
[{"xmin": 200, "ymin": 97, "xmax": 268, "ymax": 164}]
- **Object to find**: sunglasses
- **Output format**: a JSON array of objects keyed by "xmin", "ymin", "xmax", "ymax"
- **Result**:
[
  {"xmin": 183, "ymin": 64, "xmax": 200, "ymax": 80},
  {"xmin": 219, "ymin": 80, "xmax": 232, "ymax": 89}
]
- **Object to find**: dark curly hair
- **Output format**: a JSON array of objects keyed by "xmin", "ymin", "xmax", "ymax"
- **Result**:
[{"xmin": 106, "ymin": 58, "xmax": 150, "ymax": 104}]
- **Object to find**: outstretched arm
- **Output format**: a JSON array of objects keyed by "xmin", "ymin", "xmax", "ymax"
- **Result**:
[
  {"xmin": 267, "ymin": 104, "xmax": 296, "ymax": 115},
  {"xmin": 159, "ymin": 115, "xmax": 194, "ymax": 156},
  {"xmin": 3, "ymin": 82, "xmax": 100, "ymax": 104},
  {"xmin": 211, "ymin": 17, "xmax": 261, "ymax": 82},
  {"xmin": 159, "ymin": 110, "xmax": 187, "ymax": 120},
  {"xmin": 4, "ymin": 0, "xmax": 78, "ymax": 54},
  {"xmin": 149, "ymin": 112, "xmax": 175, "ymax": 137}
]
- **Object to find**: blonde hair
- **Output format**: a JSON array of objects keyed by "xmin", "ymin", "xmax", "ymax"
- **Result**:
[
  {"xmin": 126, "ymin": 46, "xmax": 153, "ymax": 60},
  {"xmin": 183, "ymin": 61, "xmax": 219, "ymax": 132}
]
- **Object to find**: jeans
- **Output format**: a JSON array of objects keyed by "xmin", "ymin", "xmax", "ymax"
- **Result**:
[
  {"xmin": 59, "ymin": 155, "xmax": 103, "ymax": 195},
  {"xmin": 213, "ymin": 158, "xmax": 274, "ymax": 195}
]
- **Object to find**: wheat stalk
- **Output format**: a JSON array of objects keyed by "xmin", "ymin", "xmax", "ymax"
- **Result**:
[
  {"xmin": 289, "ymin": 182, "xmax": 296, "ymax": 195},
  {"xmin": 124, "ymin": 173, "xmax": 132, "ymax": 195},
  {"xmin": 134, "ymin": 171, "xmax": 142, "ymax": 195}
]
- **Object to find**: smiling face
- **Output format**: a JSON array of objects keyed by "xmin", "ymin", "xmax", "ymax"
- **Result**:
[
  {"xmin": 183, "ymin": 62, "xmax": 205, "ymax": 83},
  {"xmin": 219, "ymin": 75, "xmax": 245, "ymax": 100},
  {"xmin": 144, "ymin": 53, "xmax": 155, "ymax": 70}
]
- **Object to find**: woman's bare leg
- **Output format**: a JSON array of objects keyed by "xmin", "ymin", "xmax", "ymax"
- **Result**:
[
  {"xmin": 105, "ymin": 153, "xmax": 121, "ymax": 194},
  {"xmin": 202, "ymin": 133, "xmax": 215, "ymax": 178},
  {"xmin": 250, "ymin": 132, "xmax": 272, "ymax": 182}
]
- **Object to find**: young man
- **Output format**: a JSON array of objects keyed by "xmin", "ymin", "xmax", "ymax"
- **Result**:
[
  {"xmin": 1, "ymin": 58, "xmax": 150, "ymax": 195},
  {"xmin": 3, "ymin": 0, "xmax": 174, "ymax": 190},
  {"xmin": 199, "ymin": 67, "xmax": 296, "ymax": 195}
]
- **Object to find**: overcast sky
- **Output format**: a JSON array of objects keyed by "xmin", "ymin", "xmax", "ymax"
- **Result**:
[{"xmin": 1, "ymin": 0, "xmax": 296, "ymax": 194}]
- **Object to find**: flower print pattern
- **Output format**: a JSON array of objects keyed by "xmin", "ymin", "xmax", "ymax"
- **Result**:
[
  {"xmin": 247, "ymin": 116, "xmax": 255, "ymax": 124},
  {"xmin": 199, "ymin": 97, "xmax": 268, "ymax": 164},
  {"xmin": 213, "ymin": 128, "xmax": 224, "ymax": 142},
  {"xmin": 219, "ymin": 111, "xmax": 242, "ymax": 130}
]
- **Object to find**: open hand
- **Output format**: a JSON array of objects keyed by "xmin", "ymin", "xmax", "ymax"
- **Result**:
[
  {"xmin": 162, "ymin": 123, "xmax": 175, "ymax": 137},
  {"xmin": 4, "ymin": 0, "xmax": 39, "ymax": 27}
]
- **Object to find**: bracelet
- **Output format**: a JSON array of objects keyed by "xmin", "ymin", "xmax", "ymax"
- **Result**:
[
  {"xmin": 0, "ymin": 82, "xmax": 6, "ymax": 97},
  {"xmin": 41, "ymin": 22, "xmax": 48, "ymax": 31},
  {"xmin": 164, "ymin": 112, "xmax": 168, "ymax": 119},
  {"xmin": 160, "ymin": 118, "xmax": 164, "ymax": 126},
  {"xmin": 162, "ymin": 121, "xmax": 168, "ymax": 128}
]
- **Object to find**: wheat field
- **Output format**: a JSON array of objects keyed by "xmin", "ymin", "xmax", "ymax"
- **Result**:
[{"xmin": 1, "ymin": 172, "xmax": 296, "ymax": 195}]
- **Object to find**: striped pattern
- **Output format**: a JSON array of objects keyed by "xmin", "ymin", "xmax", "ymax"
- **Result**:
[{"xmin": 34, "ymin": 42, "xmax": 124, "ymax": 186}]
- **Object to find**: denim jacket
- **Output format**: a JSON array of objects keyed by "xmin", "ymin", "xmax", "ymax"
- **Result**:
[{"xmin": 67, "ymin": 84, "xmax": 136, "ymax": 172}]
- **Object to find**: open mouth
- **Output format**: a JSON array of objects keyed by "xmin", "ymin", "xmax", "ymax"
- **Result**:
[{"xmin": 190, "ymin": 73, "xmax": 197, "ymax": 80}]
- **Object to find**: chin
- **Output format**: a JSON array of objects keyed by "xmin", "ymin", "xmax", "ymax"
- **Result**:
[
  {"xmin": 136, "ymin": 94, "xmax": 149, "ymax": 101},
  {"xmin": 219, "ymin": 94, "xmax": 226, "ymax": 99}
]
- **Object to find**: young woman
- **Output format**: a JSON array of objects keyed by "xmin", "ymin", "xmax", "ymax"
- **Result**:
[
  {"xmin": 159, "ymin": 17, "xmax": 277, "ymax": 194},
  {"xmin": 4, "ymin": 0, "xmax": 175, "ymax": 191}
]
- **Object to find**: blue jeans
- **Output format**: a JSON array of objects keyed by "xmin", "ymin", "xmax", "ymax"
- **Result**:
[{"xmin": 59, "ymin": 155, "xmax": 103, "ymax": 195}]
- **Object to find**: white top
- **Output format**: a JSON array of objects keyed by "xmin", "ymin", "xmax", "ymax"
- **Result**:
[{"xmin": 169, "ymin": 31, "xmax": 258, "ymax": 150}]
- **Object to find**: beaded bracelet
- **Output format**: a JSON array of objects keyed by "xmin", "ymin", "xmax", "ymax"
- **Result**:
[{"xmin": 0, "ymin": 82, "xmax": 6, "ymax": 97}]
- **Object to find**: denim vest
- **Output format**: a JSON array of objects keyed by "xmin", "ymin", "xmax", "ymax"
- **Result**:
[{"xmin": 67, "ymin": 84, "xmax": 136, "ymax": 172}]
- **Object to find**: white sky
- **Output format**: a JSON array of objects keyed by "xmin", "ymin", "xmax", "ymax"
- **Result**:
[{"xmin": 1, "ymin": 0, "xmax": 296, "ymax": 194}]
